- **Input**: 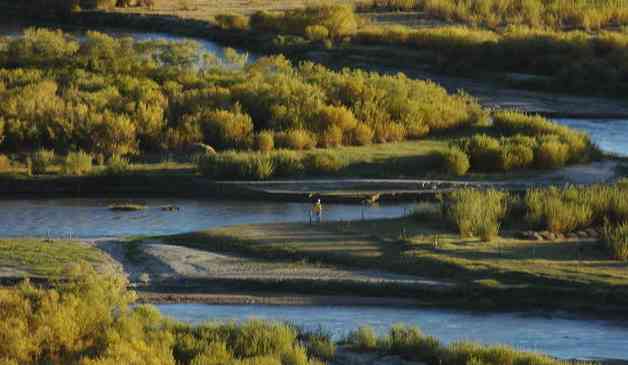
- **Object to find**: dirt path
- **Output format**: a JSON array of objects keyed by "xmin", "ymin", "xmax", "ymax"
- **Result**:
[{"xmin": 91, "ymin": 238, "xmax": 452, "ymax": 288}]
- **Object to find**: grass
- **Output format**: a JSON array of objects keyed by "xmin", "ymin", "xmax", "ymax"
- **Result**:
[
  {"xmin": 0, "ymin": 238, "xmax": 110, "ymax": 277},
  {"xmin": 161, "ymin": 216, "xmax": 628, "ymax": 291}
]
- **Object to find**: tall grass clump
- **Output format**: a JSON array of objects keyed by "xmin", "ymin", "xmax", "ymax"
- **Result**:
[
  {"xmin": 255, "ymin": 130, "xmax": 275, "ymax": 152},
  {"xmin": 440, "ymin": 147, "xmax": 470, "ymax": 176},
  {"xmin": 270, "ymin": 150, "xmax": 305, "ymax": 177},
  {"xmin": 602, "ymin": 221, "xmax": 628, "ymax": 261},
  {"xmin": 196, "ymin": 152, "xmax": 274, "ymax": 180},
  {"xmin": 61, "ymin": 151, "xmax": 92, "ymax": 176},
  {"xmin": 304, "ymin": 151, "xmax": 345, "ymax": 175},
  {"xmin": 445, "ymin": 188, "xmax": 508, "ymax": 241},
  {"xmin": 104, "ymin": 154, "xmax": 131, "ymax": 176},
  {"xmin": 524, "ymin": 184, "xmax": 627, "ymax": 233},
  {"xmin": 347, "ymin": 326, "xmax": 378, "ymax": 352},
  {"xmin": 30, "ymin": 149, "xmax": 55, "ymax": 175}
]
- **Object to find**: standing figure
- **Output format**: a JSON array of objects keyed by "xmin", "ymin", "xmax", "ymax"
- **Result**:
[{"xmin": 312, "ymin": 198, "xmax": 323, "ymax": 223}]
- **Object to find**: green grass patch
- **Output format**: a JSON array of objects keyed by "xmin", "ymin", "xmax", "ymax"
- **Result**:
[{"xmin": 0, "ymin": 238, "xmax": 110, "ymax": 276}]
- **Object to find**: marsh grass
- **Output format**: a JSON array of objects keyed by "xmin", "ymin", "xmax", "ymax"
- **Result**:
[
  {"xmin": 61, "ymin": 151, "xmax": 93, "ymax": 176},
  {"xmin": 445, "ymin": 188, "xmax": 508, "ymax": 241},
  {"xmin": 602, "ymin": 221, "xmax": 628, "ymax": 261}
]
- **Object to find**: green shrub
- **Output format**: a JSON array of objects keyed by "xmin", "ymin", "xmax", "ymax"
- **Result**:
[
  {"xmin": 304, "ymin": 152, "xmax": 344, "ymax": 175},
  {"xmin": 307, "ymin": 336, "xmax": 336, "ymax": 361},
  {"xmin": 441, "ymin": 147, "xmax": 470, "ymax": 176},
  {"xmin": 255, "ymin": 131, "xmax": 275, "ymax": 152},
  {"xmin": 446, "ymin": 188, "xmax": 508, "ymax": 240},
  {"xmin": 270, "ymin": 150, "xmax": 304, "ymax": 177},
  {"xmin": 351, "ymin": 123, "xmax": 374, "ymax": 146},
  {"xmin": 464, "ymin": 134, "xmax": 502, "ymax": 172},
  {"xmin": 61, "ymin": 151, "xmax": 93, "ymax": 176},
  {"xmin": 281, "ymin": 344, "xmax": 310, "ymax": 365},
  {"xmin": 215, "ymin": 14, "xmax": 250, "ymax": 30},
  {"xmin": 278, "ymin": 130, "xmax": 317, "ymax": 150},
  {"xmin": 197, "ymin": 152, "xmax": 274, "ymax": 180},
  {"xmin": 320, "ymin": 125, "xmax": 343, "ymax": 147},
  {"xmin": 0, "ymin": 154, "xmax": 11, "ymax": 171},
  {"xmin": 602, "ymin": 221, "xmax": 628, "ymax": 261},
  {"xmin": 535, "ymin": 140, "xmax": 570, "ymax": 169},
  {"xmin": 374, "ymin": 122, "xmax": 406, "ymax": 143},
  {"xmin": 305, "ymin": 25, "xmax": 330, "ymax": 41},
  {"xmin": 105, "ymin": 154, "xmax": 131, "ymax": 176},
  {"xmin": 348, "ymin": 326, "xmax": 378, "ymax": 352},
  {"xmin": 198, "ymin": 108, "xmax": 254, "ymax": 150},
  {"xmin": 31, "ymin": 149, "xmax": 55, "ymax": 175},
  {"xmin": 230, "ymin": 320, "xmax": 297, "ymax": 358}
]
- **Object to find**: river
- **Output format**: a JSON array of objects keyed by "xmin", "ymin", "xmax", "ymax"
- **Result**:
[
  {"xmin": 157, "ymin": 304, "xmax": 628, "ymax": 361},
  {"xmin": 0, "ymin": 198, "xmax": 414, "ymax": 238}
]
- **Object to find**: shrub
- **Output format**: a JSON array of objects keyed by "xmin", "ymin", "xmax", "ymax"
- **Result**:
[
  {"xmin": 198, "ymin": 108, "xmax": 254, "ymax": 150},
  {"xmin": 351, "ymin": 123, "xmax": 374, "ymax": 145},
  {"xmin": 307, "ymin": 336, "xmax": 336, "ymax": 361},
  {"xmin": 441, "ymin": 147, "xmax": 470, "ymax": 176},
  {"xmin": 271, "ymin": 150, "xmax": 304, "ymax": 177},
  {"xmin": 304, "ymin": 152, "xmax": 344, "ymax": 175},
  {"xmin": 31, "ymin": 149, "xmax": 55, "ymax": 175},
  {"xmin": 602, "ymin": 221, "xmax": 628, "ymax": 261},
  {"xmin": 215, "ymin": 14, "xmax": 250, "ymax": 30},
  {"xmin": 317, "ymin": 105, "xmax": 358, "ymax": 132},
  {"xmin": 320, "ymin": 125, "xmax": 343, "ymax": 147},
  {"xmin": 281, "ymin": 344, "xmax": 309, "ymax": 365},
  {"xmin": 499, "ymin": 144, "xmax": 534, "ymax": 171},
  {"xmin": 374, "ymin": 122, "xmax": 406, "ymax": 143},
  {"xmin": 535, "ymin": 140, "xmax": 570, "ymax": 169},
  {"xmin": 255, "ymin": 131, "xmax": 275, "ymax": 152},
  {"xmin": 464, "ymin": 134, "xmax": 502, "ymax": 172},
  {"xmin": 446, "ymin": 188, "xmax": 508, "ymax": 240},
  {"xmin": 305, "ymin": 25, "xmax": 330, "ymax": 41},
  {"xmin": 0, "ymin": 154, "xmax": 10, "ymax": 171},
  {"xmin": 278, "ymin": 130, "xmax": 317, "ymax": 150},
  {"xmin": 105, "ymin": 154, "xmax": 131, "ymax": 176},
  {"xmin": 61, "ymin": 151, "xmax": 93, "ymax": 176},
  {"xmin": 524, "ymin": 186, "xmax": 599, "ymax": 233},
  {"xmin": 348, "ymin": 326, "xmax": 378, "ymax": 352},
  {"xmin": 196, "ymin": 152, "xmax": 274, "ymax": 180}
]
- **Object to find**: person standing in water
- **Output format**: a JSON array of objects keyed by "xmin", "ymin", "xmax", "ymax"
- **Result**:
[{"xmin": 312, "ymin": 198, "xmax": 323, "ymax": 223}]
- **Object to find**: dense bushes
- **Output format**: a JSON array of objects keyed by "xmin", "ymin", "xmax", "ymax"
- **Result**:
[
  {"xmin": 525, "ymin": 184, "xmax": 628, "ymax": 233},
  {"xmin": 0, "ymin": 264, "xmax": 327, "ymax": 364},
  {"xmin": 440, "ymin": 147, "xmax": 470, "ymax": 176},
  {"xmin": 0, "ymin": 28, "xmax": 500, "ymax": 159},
  {"xmin": 442, "ymin": 183, "xmax": 628, "ymax": 259},
  {"xmin": 449, "ymin": 111, "xmax": 595, "ymax": 174}
]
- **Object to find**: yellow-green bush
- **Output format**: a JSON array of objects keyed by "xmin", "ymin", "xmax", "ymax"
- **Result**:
[
  {"xmin": 270, "ymin": 150, "xmax": 304, "ymax": 177},
  {"xmin": 445, "ymin": 188, "xmax": 508, "ymax": 240},
  {"xmin": 602, "ymin": 221, "xmax": 628, "ymax": 261},
  {"xmin": 255, "ymin": 131, "xmax": 275, "ymax": 152},
  {"xmin": 30, "ymin": 149, "xmax": 55, "ymax": 175},
  {"xmin": 198, "ymin": 108, "xmax": 254, "ymax": 150},
  {"xmin": 351, "ymin": 123, "xmax": 375, "ymax": 146},
  {"xmin": 348, "ymin": 326, "xmax": 378, "ymax": 352},
  {"xmin": 535, "ymin": 140, "xmax": 570, "ymax": 169},
  {"xmin": 0, "ymin": 154, "xmax": 10, "ymax": 171},
  {"xmin": 320, "ymin": 125, "xmax": 343, "ymax": 147},
  {"xmin": 61, "ymin": 151, "xmax": 93, "ymax": 176},
  {"xmin": 305, "ymin": 25, "xmax": 330, "ymax": 41},
  {"xmin": 304, "ymin": 151, "xmax": 345, "ymax": 175},
  {"xmin": 215, "ymin": 14, "xmax": 250, "ymax": 30},
  {"xmin": 277, "ymin": 130, "xmax": 317, "ymax": 150},
  {"xmin": 440, "ymin": 147, "xmax": 470, "ymax": 176},
  {"xmin": 104, "ymin": 154, "xmax": 131, "ymax": 176}
]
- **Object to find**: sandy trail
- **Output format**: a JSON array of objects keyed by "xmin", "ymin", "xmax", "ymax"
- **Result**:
[{"xmin": 92, "ymin": 239, "xmax": 451, "ymax": 288}]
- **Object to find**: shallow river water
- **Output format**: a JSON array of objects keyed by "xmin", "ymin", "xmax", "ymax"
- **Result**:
[
  {"xmin": 0, "ymin": 198, "xmax": 414, "ymax": 238},
  {"xmin": 157, "ymin": 304, "xmax": 628, "ymax": 361}
]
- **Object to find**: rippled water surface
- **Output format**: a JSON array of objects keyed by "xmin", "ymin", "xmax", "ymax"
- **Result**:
[
  {"xmin": 0, "ymin": 198, "xmax": 414, "ymax": 238},
  {"xmin": 555, "ymin": 119, "xmax": 628, "ymax": 157},
  {"xmin": 157, "ymin": 304, "xmax": 628, "ymax": 361}
]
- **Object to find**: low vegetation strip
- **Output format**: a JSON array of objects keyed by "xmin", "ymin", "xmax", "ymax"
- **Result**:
[{"xmin": 0, "ymin": 265, "xmax": 589, "ymax": 365}]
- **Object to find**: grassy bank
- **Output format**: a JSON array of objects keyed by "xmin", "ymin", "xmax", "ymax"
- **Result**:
[{"xmin": 0, "ymin": 238, "xmax": 110, "ymax": 277}]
